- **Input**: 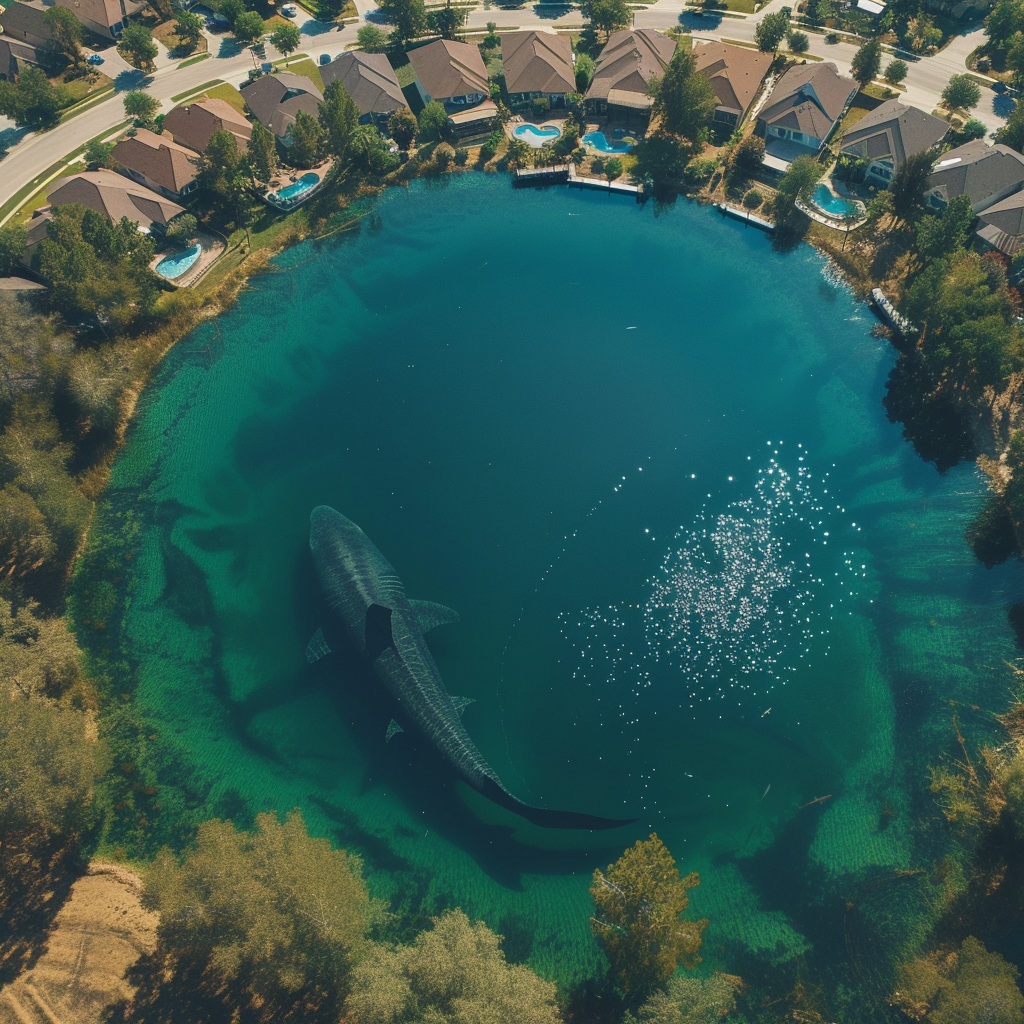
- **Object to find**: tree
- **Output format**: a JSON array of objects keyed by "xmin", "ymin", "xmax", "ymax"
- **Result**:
[
  {"xmin": 417, "ymin": 100, "xmax": 449, "ymax": 143},
  {"xmin": 388, "ymin": 107, "xmax": 418, "ymax": 149},
  {"xmin": 774, "ymin": 153, "xmax": 823, "ymax": 206},
  {"xmin": 625, "ymin": 974, "xmax": 744, "ymax": 1024},
  {"xmin": 357, "ymin": 24, "xmax": 389, "ymax": 52},
  {"xmin": 787, "ymin": 29, "xmax": 809, "ymax": 53},
  {"xmin": 165, "ymin": 213, "xmax": 199, "ymax": 248},
  {"xmin": 118, "ymin": 22, "xmax": 158, "ymax": 69},
  {"xmin": 732, "ymin": 134, "xmax": 765, "ymax": 177},
  {"xmin": 960, "ymin": 117, "xmax": 988, "ymax": 140},
  {"xmin": 82, "ymin": 138, "xmax": 115, "ymax": 168},
  {"xmin": 915, "ymin": 193, "xmax": 975, "ymax": 262},
  {"xmin": 220, "ymin": 0, "xmax": 245, "ymax": 25},
  {"xmin": 755, "ymin": 10, "xmax": 789, "ymax": 52},
  {"xmin": 0, "ymin": 223, "xmax": 27, "ymax": 276},
  {"xmin": 581, "ymin": 0, "xmax": 630, "ymax": 38},
  {"xmin": 43, "ymin": 6, "xmax": 83, "ymax": 67},
  {"xmin": 174, "ymin": 9, "xmax": 205, "ymax": 53},
  {"xmin": 195, "ymin": 129, "xmax": 246, "ymax": 217},
  {"xmin": 505, "ymin": 137, "xmax": 531, "ymax": 169},
  {"xmin": 344, "ymin": 910, "xmax": 561, "ymax": 1024},
  {"xmin": 0, "ymin": 598, "xmax": 84, "ymax": 700},
  {"xmin": 851, "ymin": 37, "xmax": 882, "ymax": 88},
  {"xmin": 942, "ymin": 74, "xmax": 981, "ymax": 112},
  {"xmin": 635, "ymin": 131, "xmax": 690, "ymax": 191},
  {"xmin": 997, "ymin": 99, "xmax": 1024, "ymax": 153},
  {"xmin": 651, "ymin": 47, "xmax": 716, "ymax": 152},
  {"xmin": 270, "ymin": 21, "xmax": 301, "ymax": 56},
  {"xmin": 351, "ymin": 124, "xmax": 400, "ymax": 174},
  {"xmin": 884, "ymin": 58, "xmax": 909, "ymax": 85},
  {"xmin": 247, "ymin": 121, "xmax": 278, "ymax": 180},
  {"xmin": 233, "ymin": 10, "xmax": 266, "ymax": 46},
  {"xmin": 0, "ymin": 67, "xmax": 69, "ymax": 129},
  {"xmin": 575, "ymin": 50, "xmax": 596, "ymax": 92},
  {"xmin": 985, "ymin": 0, "xmax": 1024, "ymax": 50},
  {"xmin": 123, "ymin": 89, "xmax": 160, "ymax": 125},
  {"xmin": 891, "ymin": 149, "xmax": 934, "ymax": 222},
  {"xmin": 428, "ymin": 0, "xmax": 465, "ymax": 40},
  {"xmin": 1008, "ymin": 31, "xmax": 1024, "ymax": 90},
  {"xmin": 591, "ymin": 834, "xmax": 707, "ymax": 998},
  {"xmin": 604, "ymin": 156, "xmax": 623, "ymax": 180},
  {"xmin": 288, "ymin": 108, "xmax": 326, "ymax": 166},
  {"xmin": 376, "ymin": 0, "xmax": 427, "ymax": 44},
  {"xmin": 318, "ymin": 79, "xmax": 358, "ymax": 162}
]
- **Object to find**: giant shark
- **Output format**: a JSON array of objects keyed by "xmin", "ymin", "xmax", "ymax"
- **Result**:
[{"xmin": 307, "ymin": 505, "xmax": 636, "ymax": 831}]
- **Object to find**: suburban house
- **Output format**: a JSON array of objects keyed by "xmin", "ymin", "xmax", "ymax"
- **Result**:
[
  {"xmin": 447, "ymin": 99, "xmax": 498, "ymax": 139},
  {"xmin": 757, "ymin": 62, "xmax": 857, "ymax": 170},
  {"xmin": 0, "ymin": 35, "xmax": 40, "ymax": 78},
  {"xmin": 241, "ymin": 72, "xmax": 324, "ymax": 145},
  {"xmin": 53, "ymin": 0, "xmax": 144, "ymax": 39},
  {"xmin": 585, "ymin": 29, "xmax": 675, "ymax": 120},
  {"xmin": 838, "ymin": 99, "xmax": 948, "ymax": 184},
  {"xmin": 164, "ymin": 97, "xmax": 253, "ymax": 154},
  {"xmin": 927, "ymin": 140, "xmax": 1024, "ymax": 256},
  {"xmin": 320, "ymin": 51, "xmax": 407, "ymax": 125},
  {"xmin": 501, "ymin": 30, "xmax": 575, "ymax": 108},
  {"xmin": 112, "ymin": 128, "xmax": 199, "ymax": 199},
  {"xmin": 691, "ymin": 40, "xmax": 772, "ymax": 129},
  {"xmin": 44, "ymin": 169, "xmax": 186, "ymax": 233},
  {"xmin": 408, "ymin": 38, "xmax": 488, "ymax": 110},
  {"xmin": 0, "ymin": 2, "xmax": 54, "ymax": 51}
]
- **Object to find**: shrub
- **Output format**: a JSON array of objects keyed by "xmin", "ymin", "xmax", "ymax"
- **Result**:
[
  {"xmin": 743, "ymin": 188, "xmax": 763, "ymax": 209},
  {"xmin": 884, "ymin": 57, "xmax": 909, "ymax": 85},
  {"xmin": 453, "ymin": 146, "xmax": 469, "ymax": 165},
  {"xmin": 531, "ymin": 96, "xmax": 551, "ymax": 117},
  {"xmin": 684, "ymin": 156, "xmax": 716, "ymax": 183},
  {"xmin": 787, "ymin": 29, "xmax": 809, "ymax": 53}
]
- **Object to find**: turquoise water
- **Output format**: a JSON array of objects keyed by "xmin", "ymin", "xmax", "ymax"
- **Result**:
[
  {"xmin": 155, "ymin": 242, "xmax": 201, "ymax": 280},
  {"xmin": 583, "ymin": 130, "xmax": 634, "ymax": 153},
  {"xmin": 92, "ymin": 174, "xmax": 1024, "ymax": 1005},
  {"xmin": 812, "ymin": 184, "xmax": 856, "ymax": 218},
  {"xmin": 513, "ymin": 124, "xmax": 562, "ymax": 147},
  {"xmin": 274, "ymin": 172, "xmax": 320, "ymax": 202}
]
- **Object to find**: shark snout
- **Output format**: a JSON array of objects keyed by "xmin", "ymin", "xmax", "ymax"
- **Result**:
[{"xmin": 310, "ymin": 506, "xmax": 363, "ymax": 547}]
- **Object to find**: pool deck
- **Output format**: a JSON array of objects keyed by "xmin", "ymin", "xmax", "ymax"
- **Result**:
[
  {"xmin": 149, "ymin": 228, "xmax": 226, "ymax": 289},
  {"xmin": 261, "ymin": 158, "xmax": 334, "ymax": 211}
]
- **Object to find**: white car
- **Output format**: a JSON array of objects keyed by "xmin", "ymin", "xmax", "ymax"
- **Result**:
[{"xmin": 281, "ymin": 3, "xmax": 298, "ymax": 15}]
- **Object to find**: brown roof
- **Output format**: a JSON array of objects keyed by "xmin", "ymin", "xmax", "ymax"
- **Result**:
[
  {"xmin": 0, "ymin": 2, "xmax": 53, "ymax": 45},
  {"xmin": 54, "ymin": 0, "xmax": 144, "ymax": 31},
  {"xmin": 408, "ymin": 39, "xmax": 488, "ymax": 101},
  {"xmin": 447, "ymin": 97, "xmax": 497, "ymax": 124},
  {"xmin": 164, "ymin": 97, "xmax": 252, "ymax": 154},
  {"xmin": 112, "ymin": 128, "xmax": 198, "ymax": 194},
  {"xmin": 839, "ymin": 98, "xmax": 947, "ymax": 169},
  {"xmin": 586, "ymin": 29, "xmax": 675, "ymax": 103},
  {"xmin": 46, "ymin": 169, "xmax": 185, "ymax": 230},
  {"xmin": 928, "ymin": 141, "xmax": 1024, "ymax": 210},
  {"xmin": 978, "ymin": 190, "xmax": 1024, "ymax": 255},
  {"xmin": 759, "ymin": 62, "xmax": 857, "ymax": 141},
  {"xmin": 501, "ymin": 30, "xmax": 574, "ymax": 96},
  {"xmin": 692, "ymin": 41, "xmax": 771, "ymax": 121},
  {"xmin": 320, "ymin": 51, "xmax": 406, "ymax": 116},
  {"xmin": 0, "ymin": 33, "xmax": 40, "ymax": 73},
  {"xmin": 241, "ymin": 72, "xmax": 323, "ymax": 137}
]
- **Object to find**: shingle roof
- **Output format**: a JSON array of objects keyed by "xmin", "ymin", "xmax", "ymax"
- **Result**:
[
  {"xmin": 0, "ymin": 2, "xmax": 53, "ymax": 44},
  {"xmin": 759, "ymin": 62, "xmax": 857, "ymax": 140},
  {"xmin": 112, "ymin": 128, "xmax": 198, "ymax": 194},
  {"xmin": 928, "ymin": 141, "xmax": 1024, "ymax": 210},
  {"xmin": 692, "ymin": 40, "xmax": 771, "ymax": 121},
  {"xmin": 408, "ymin": 38, "xmax": 488, "ymax": 100},
  {"xmin": 46, "ymin": 169, "xmax": 185, "ymax": 230},
  {"xmin": 501, "ymin": 30, "xmax": 574, "ymax": 96},
  {"xmin": 241, "ymin": 72, "xmax": 323, "ymax": 137},
  {"xmin": 979, "ymin": 188, "xmax": 1024, "ymax": 236},
  {"xmin": 839, "ymin": 98, "xmax": 947, "ymax": 169},
  {"xmin": 320, "ymin": 51, "xmax": 406, "ymax": 116},
  {"xmin": 164, "ymin": 98, "xmax": 253, "ymax": 154},
  {"xmin": 54, "ymin": 0, "xmax": 144, "ymax": 31},
  {"xmin": 586, "ymin": 29, "xmax": 675, "ymax": 103},
  {"xmin": 0, "ymin": 33, "xmax": 40, "ymax": 73}
]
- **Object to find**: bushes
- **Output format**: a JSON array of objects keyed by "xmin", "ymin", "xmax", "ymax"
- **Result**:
[{"xmin": 743, "ymin": 188, "xmax": 763, "ymax": 209}]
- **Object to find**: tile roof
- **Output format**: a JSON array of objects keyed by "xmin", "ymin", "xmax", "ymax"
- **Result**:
[
  {"xmin": 164, "ymin": 97, "xmax": 253, "ymax": 154},
  {"xmin": 408, "ymin": 38, "xmax": 488, "ymax": 100},
  {"xmin": 759, "ymin": 61, "xmax": 857, "ymax": 141},
  {"xmin": 839, "ymin": 98, "xmax": 947, "ymax": 169},
  {"xmin": 928, "ymin": 141, "xmax": 1024, "ymax": 210},
  {"xmin": 501, "ymin": 30, "xmax": 574, "ymax": 96},
  {"xmin": 692, "ymin": 40, "xmax": 771, "ymax": 121},
  {"xmin": 111, "ymin": 128, "xmax": 198, "ymax": 194},
  {"xmin": 320, "ymin": 51, "xmax": 406, "ymax": 116},
  {"xmin": 54, "ymin": 0, "xmax": 144, "ymax": 31},
  {"xmin": 46, "ymin": 169, "xmax": 185, "ymax": 230},
  {"xmin": 241, "ymin": 72, "xmax": 323, "ymax": 137},
  {"xmin": 586, "ymin": 29, "xmax": 675, "ymax": 103}
]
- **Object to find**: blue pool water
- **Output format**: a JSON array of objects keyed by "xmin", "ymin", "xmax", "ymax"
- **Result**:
[
  {"xmin": 274, "ymin": 172, "xmax": 320, "ymax": 202},
  {"xmin": 155, "ymin": 242, "xmax": 201, "ymax": 280},
  {"xmin": 583, "ymin": 130, "xmax": 634, "ymax": 153},
  {"xmin": 513, "ymin": 124, "xmax": 561, "ymax": 147},
  {"xmin": 812, "ymin": 184, "xmax": 856, "ymax": 218}
]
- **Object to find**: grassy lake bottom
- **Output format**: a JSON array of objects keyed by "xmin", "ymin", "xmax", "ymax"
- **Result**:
[{"xmin": 82, "ymin": 174, "xmax": 1024, "ymax": 1010}]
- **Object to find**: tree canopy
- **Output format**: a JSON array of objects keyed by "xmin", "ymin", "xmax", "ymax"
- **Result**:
[
  {"xmin": 851, "ymin": 37, "xmax": 882, "ymax": 87},
  {"xmin": 417, "ymin": 100, "xmax": 449, "ymax": 143},
  {"xmin": 123, "ymin": 89, "xmax": 160, "ymax": 125},
  {"xmin": 0, "ymin": 67, "xmax": 70, "ymax": 128},
  {"xmin": 118, "ymin": 22, "xmax": 158, "ymax": 69},
  {"xmin": 44, "ymin": 6, "xmax": 83, "ymax": 66},
  {"xmin": 388, "ymin": 108, "xmax": 418, "ymax": 149},
  {"xmin": 174, "ymin": 9, "xmax": 204, "ymax": 52},
  {"xmin": 581, "ymin": 0, "xmax": 631, "ymax": 38},
  {"xmin": 884, "ymin": 58, "xmax": 909, "ymax": 85},
  {"xmin": 942, "ymin": 74, "xmax": 981, "ymax": 111},
  {"xmin": 428, "ymin": 0, "xmax": 466, "ymax": 39},
  {"xmin": 270, "ymin": 21, "xmax": 301, "ymax": 55},
  {"xmin": 650, "ymin": 47, "xmax": 716, "ymax": 152},
  {"xmin": 319, "ymin": 79, "xmax": 359, "ymax": 162},
  {"xmin": 233, "ymin": 10, "xmax": 266, "ymax": 45},
  {"xmin": 376, "ymin": 0, "xmax": 428, "ymax": 44},
  {"xmin": 890, "ymin": 149, "xmax": 934, "ymax": 222},
  {"xmin": 985, "ymin": 0, "xmax": 1024, "ymax": 49},
  {"xmin": 755, "ymin": 10, "xmax": 789, "ymax": 52}
]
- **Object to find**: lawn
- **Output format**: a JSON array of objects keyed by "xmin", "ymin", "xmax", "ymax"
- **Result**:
[
  {"xmin": 834, "ymin": 102, "xmax": 874, "ymax": 138},
  {"xmin": 152, "ymin": 18, "xmax": 209, "ymax": 56},
  {"xmin": 395, "ymin": 62, "xmax": 417, "ymax": 87},
  {"xmin": 280, "ymin": 56, "xmax": 325, "ymax": 89},
  {"xmin": 194, "ymin": 82, "xmax": 249, "ymax": 114},
  {"xmin": 58, "ymin": 69, "xmax": 114, "ymax": 104}
]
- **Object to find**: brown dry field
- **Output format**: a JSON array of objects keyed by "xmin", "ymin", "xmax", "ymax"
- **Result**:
[{"xmin": 0, "ymin": 864, "xmax": 157, "ymax": 1024}]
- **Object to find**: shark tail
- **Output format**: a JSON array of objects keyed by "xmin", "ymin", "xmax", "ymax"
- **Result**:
[{"xmin": 477, "ymin": 777, "xmax": 637, "ymax": 831}]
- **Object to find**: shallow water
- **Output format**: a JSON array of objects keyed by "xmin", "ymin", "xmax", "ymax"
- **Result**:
[{"xmin": 91, "ymin": 174, "xmax": 1024, "ymax": 999}]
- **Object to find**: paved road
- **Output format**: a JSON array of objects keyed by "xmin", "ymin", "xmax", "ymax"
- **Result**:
[{"xmin": 0, "ymin": 0, "xmax": 1013, "ymax": 215}]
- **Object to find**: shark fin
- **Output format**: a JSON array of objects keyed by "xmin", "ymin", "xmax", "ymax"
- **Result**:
[
  {"xmin": 410, "ymin": 599, "xmax": 459, "ymax": 634},
  {"xmin": 386, "ymin": 719, "xmax": 404, "ymax": 742},
  {"xmin": 365, "ymin": 603, "xmax": 396, "ymax": 663},
  {"xmin": 305, "ymin": 627, "xmax": 332, "ymax": 664},
  {"xmin": 451, "ymin": 695, "xmax": 475, "ymax": 716}
]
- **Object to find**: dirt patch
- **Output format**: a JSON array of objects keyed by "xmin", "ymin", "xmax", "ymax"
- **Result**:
[{"xmin": 0, "ymin": 863, "xmax": 157, "ymax": 1024}]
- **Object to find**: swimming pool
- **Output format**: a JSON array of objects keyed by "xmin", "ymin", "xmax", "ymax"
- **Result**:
[
  {"xmin": 583, "ymin": 131, "xmax": 635, "ymax": 153},
  {"xmin": 513, "ymin": 123, "xmax": 561, "ymax": 148},
  {"xmin": 811, "ymin": 184, "xmax": 857, "ymax": 218},
  {"xmin": 272, "ymin": 172, "xmax": 321, "ymax": 204},
  {"xmin": 155, "ymin": 242, "xmax": 201, "ymax": 280}
]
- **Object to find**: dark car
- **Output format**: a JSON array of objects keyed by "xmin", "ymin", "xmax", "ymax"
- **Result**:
[{"xmin": 319, "ymin": 53, "xmax": 332, "ymax": 65}]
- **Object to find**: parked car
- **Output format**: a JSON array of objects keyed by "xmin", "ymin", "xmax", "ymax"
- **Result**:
[
  {"xmin": 319, "ymin": 53, "xmax": 331, "ymax": 64},
  {"xmin": 262, "ymin": 61, "xmax": 274, "ymax": 72},
  {"xmin": 281, "ymin": 3, "xmax": 299, "ymax": 15},
  {"xmin": 86, "ymin": 52, "xmax": 105, "ymax": 64}
]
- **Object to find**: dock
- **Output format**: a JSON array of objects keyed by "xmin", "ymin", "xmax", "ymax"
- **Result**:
[
  {"xmin": 716, "ymin": 202, "xmax": 774, "ymax": 232},
  {"xmin": 514, "ymin": 166, "xmax": 570, "ymax": 187},
  {"xmin": 870, "ymin": 287, "xmax": 918, "ymax": 338},
  {"xmin": 512, "ymin": 163, "xmax": 643, "ymax": 199}
]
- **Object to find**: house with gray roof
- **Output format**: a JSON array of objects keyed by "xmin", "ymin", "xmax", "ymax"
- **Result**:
[
  {"xmin": 757, "ymin": 62, "xmax": 857, "ymax": 170},
  {"xmin": 408, "ymin": 39, "xmax": 488, "ymax": 111},
  {"xmin": 585, "ymin": 29, "xmax": 675, "ymax": 120},
  {"xmin": 501, "ymin": 30, "xmax": 575, "ymax": 107},
  {"xmin": 164, "ymin": 97, "xmax": 253, "ymax": 154},
  {"xmin": 320, "ymin": 51, "xmax": 406, "ymax": 125},
  {"xmin": 0, "ymin": 2, "xmax": 54, "ymax": 51},
  {"xmin": 838, "ymin": 99, "xmax": 948, "ymax": 184},
  {"xmin": 692, "ymin": 40, "xmax": 772, "ymax": 128},
  {"xmin": 977, "ymin": 191, "xmax": 1024, "ymax": 256},
  {"xmin": 241, "ymin": 72, "xmax": 323, "ymax": 145},
  {"xmin": 45, "ymin": 169, "xmax": 186, "ymax": 233},
  {"xmin": 112, "ymin": 128, "xmax": 199, "ymax": 199},
  {"xmin": 0, "ymin": 35, "xmax": 40, "ymax": 78}
]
